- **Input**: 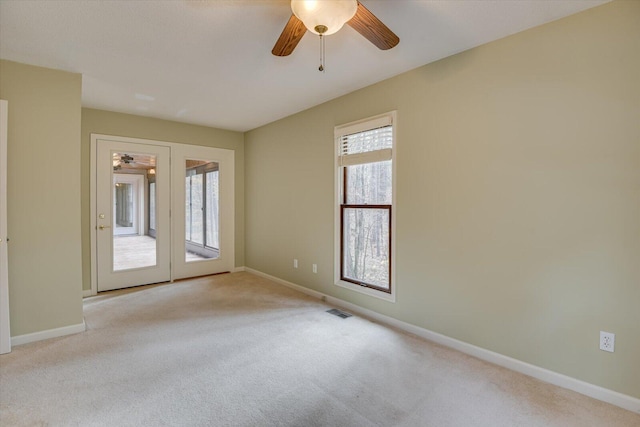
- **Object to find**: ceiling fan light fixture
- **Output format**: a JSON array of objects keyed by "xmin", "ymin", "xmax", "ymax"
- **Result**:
[{"xmin": 291, "ymin": 0, "xmax": 358, "ymax": 36}]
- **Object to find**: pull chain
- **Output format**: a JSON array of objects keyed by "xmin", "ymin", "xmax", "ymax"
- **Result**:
[
  {"xmin": 319, "ymin": 34, "xmax": 325, "ymax": 72},
  {"xmin": 314, "ymin": 25, "xmax": 328, "ymax": 73}
]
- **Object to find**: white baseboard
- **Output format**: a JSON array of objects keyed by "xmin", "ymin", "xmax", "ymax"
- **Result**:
[
  {"xmin": 82, "ymin": 289, "xmax": 93, "ymax": 298},
  {"xmin": 245, "ymin": 268, "xmax": 640, "ymax": 414},
  {"xmin": 11, "ymin": 320, "xmax": 86, "ymax": 347},
  {"xmin": 232, "ymin": 266, "xmax": 246, "ymax": 273}
]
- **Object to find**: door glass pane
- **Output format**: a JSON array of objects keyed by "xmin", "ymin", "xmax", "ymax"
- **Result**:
[
  {"xmin": 190, "ymin": 174, "xmax": 203, "ymax": 245},
  {"xmin": 112, "ymin": 152, "xmax": 157, "ymax": 271},
  {"xmin": 206, "ymin": 170, "xmax": 219, "ymax": 249},
  {"xmin": 185, "ymin": 160, "xmax": 220, "ymax": 262},
  {"xmin": 149, "ymin": 182, "xmax": 156, "ymax": 231}
]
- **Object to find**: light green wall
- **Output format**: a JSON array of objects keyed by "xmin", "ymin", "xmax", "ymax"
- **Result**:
[
  {"xmin": 0, "ymin": 60, "xmax": 84, "ymax": 336},
  {"xmin": 81, "ymin": 108, "xmax": 245, "ymax": 291},
  {"xmin": 244, "ymin": 1, "xmax": 640, "ymax": 399}
]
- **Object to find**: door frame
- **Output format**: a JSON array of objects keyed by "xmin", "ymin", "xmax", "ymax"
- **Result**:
[
  {"xmin": 90, "ymin": 134, "xmax": 235, "ymax": 296},
  {"xmin": 0, "ymin": 99, "xmax": 10, "ymax": 354}
]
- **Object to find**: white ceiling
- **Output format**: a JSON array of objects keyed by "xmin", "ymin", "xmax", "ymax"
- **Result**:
[{"xmin": 0, "ymin": 0, "xmax": 609, "ymax": 132}]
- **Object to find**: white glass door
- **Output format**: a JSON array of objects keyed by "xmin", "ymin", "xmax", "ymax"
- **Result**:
[
  {"xmin": 96, "ymin": 140, "xmax": 170, "ymax": 292},
  {"xmin": 172, "ymin": 144, "xmax": 234, "ymax": 280}
]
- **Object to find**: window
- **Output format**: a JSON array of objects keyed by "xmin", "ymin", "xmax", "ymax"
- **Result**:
[
  {"xmin": 148, "ymin": 180, "xmax": 156, "ymax": 238},
  {"xmin": 335, "ymin": 112, "xmax": 396, "ymax": 300}
]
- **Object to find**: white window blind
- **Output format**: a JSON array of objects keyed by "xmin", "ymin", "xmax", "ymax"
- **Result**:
[{"xmin": 338, "ymin": 125, "xmax": 393, "ymax": 166}]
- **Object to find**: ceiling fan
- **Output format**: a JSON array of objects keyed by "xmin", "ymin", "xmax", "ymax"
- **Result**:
[
  {"xmin": 113, "ymin": 154, "xmax": 134, "ymax": 171},
  {"xmin": 119, "ymin": 154, "xmax": 135, "ymax": 164},
  {"xmin": 272, "ymin": 0, "xmax": 399, "ymax": 60}
]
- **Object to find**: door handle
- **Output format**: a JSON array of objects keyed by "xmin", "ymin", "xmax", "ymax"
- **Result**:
[{"xmin": 98, "ymin": 225, "xmax": 111, "ymax": 230}]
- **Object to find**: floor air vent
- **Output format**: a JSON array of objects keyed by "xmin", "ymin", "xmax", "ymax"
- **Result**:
[{"xmin": 326, "ymin": 308, "xmax": 353, "ymax": 319}]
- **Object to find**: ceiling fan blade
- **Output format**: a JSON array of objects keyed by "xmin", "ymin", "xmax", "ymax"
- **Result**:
[
  {"xmin": 272, "ymin": 14, "xmax": 307, "ymax": 57},
  {"xmin": 348, "ymin": 1, "xmax": 399, "ymax": 50}
]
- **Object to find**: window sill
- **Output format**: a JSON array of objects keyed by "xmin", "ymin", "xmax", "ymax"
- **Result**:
[{"xmin": 335, "ymin": 279, "xmax": 396, "ymax": 303}]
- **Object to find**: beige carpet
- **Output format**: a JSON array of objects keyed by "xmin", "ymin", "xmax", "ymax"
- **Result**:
[{"xmin": 0, "ymin": 272, "xmax": 638, "ymax": 426}]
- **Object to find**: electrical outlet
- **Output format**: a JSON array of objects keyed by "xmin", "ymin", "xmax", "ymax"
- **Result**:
[
  {"xmin": 293, "ymin": 259, "xmax": 298, "ymax": 269},
  {"xmin": 312, "ymin": 264, "xmax": 317, "ymax": 274},
  {"xmin": 600, "ymin": 331, "xmax": 615, "ymax": 353}
]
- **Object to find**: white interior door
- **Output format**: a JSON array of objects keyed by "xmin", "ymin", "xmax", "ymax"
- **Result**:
[
  {"xmin": 96, "ymin": 140, "xmax": 170, "ymax": 292},
  {"xmin": 0, "ymin": 99, "xmax": 11, "ymax": 354}
]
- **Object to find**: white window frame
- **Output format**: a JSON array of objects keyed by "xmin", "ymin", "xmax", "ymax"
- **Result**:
[{"xmin": 334, "ymin": 111, "xmax": 397, "ymax": 302}]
